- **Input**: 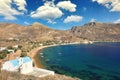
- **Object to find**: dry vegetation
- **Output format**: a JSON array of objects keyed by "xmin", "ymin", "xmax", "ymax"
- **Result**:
[
  {"xmin": 0, "ymin": 70, "xmax": 80, "ymax": 80},
  {"xmin": 0, "ymin": 22, "xmax": 84, "ymax": 43},
  {"xmin": 0, "ymin": 40, "xmax": 80, "ymax": 80}
]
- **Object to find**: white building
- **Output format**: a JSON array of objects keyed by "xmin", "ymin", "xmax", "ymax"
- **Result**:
[
  {"xmin": 8, "ymin": 49, "xmax": 15, "ymax": 53},
  {"xmin": 0, "ymin": 47, "xmax": 6, "ymax": 51},
  {"xmin": 1, "ymin": 57, "xmax": 33, "ymax": 74},
  {"xmin": 1, "ymin": 57, "xmax": 55, "ymax": 77},
  {"xmin": 13, "ymin": 45, "xmax": 18, "ymax": 48}
]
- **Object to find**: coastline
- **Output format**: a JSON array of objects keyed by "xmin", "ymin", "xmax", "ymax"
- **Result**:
[
  {"xmin": 27, "ymin": 44, "xmax": 58, "ymax": 68},
  {"xmin": 28, "ymin": 43, "xmax": 80, "ymax": 68},
  {"xmin": 28, "ymin": 42, "xmax": 95, "ymax": 69},
  {"xmin": 31, "ymin": 42, "xmax": 120, "ymax": 80}
]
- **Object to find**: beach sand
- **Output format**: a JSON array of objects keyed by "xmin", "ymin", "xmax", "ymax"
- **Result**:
[
  {"xmin": 27, "ymin": 45, "xmax": 57, "ymax": 68},
  {"xmin": 28, "ymin": 43, "xmax": 81, "ymax": 68}
]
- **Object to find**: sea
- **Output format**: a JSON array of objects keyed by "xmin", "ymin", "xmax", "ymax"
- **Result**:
[{"xmin": 39, "ymin": 42, "xmax": 120, "ymax": 80}]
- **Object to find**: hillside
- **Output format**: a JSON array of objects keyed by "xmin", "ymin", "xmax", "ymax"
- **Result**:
[
  {"xmin": 0, "ymin": 22, "xmax": 85, "ymax": 48},
  {"xmin": 0, "ymin": 22, "xmax": 120, "ymax": 42},
  {"xmin": 0, "ymin": 22, "xmax": 120, "ymax": 80},
  {"xmin": 71, "ymin": 22, "xmax": 120, "ymax": 42},
  {"xmin": 0, "ymin": 70, "xmax": 79, "ymax": 80},
  {"xmin": 0, "ymin": 22, "xmax": 77, "ymax": 42}
]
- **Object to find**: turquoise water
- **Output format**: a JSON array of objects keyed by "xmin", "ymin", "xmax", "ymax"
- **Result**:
[{"xmin": 39, "ymin": 43, "xmax": 120, "ymax": 80}]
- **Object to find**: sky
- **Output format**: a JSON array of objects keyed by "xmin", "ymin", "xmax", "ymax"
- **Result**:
[{"xmin": 0, "ymin": 0, "xmax": 120, "ymax": 30}]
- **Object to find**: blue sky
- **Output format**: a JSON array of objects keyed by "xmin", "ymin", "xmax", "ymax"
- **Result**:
[{"xmin": 0, "ymin": 0, "xmax": 120, "ymax": 30}]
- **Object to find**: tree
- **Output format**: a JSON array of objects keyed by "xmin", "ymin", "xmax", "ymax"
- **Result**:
[{"xmin": 0, "ymin": 50, "xmax": 9, "ymax": 59}]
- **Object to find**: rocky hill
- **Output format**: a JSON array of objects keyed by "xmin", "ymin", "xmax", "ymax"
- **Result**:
[
  {"xmin": 0, "ymin": 22, "xmax": 78, "ymax": 42},
  {"xmin": 71, "ymin": 22, "xmax": 120, "ymax": 42},
  {"xmin": 0, "ymin": 22, "xmax": 120, "ymax": 42}
]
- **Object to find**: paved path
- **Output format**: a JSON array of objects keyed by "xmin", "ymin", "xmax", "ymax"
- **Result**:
[{"xmin": 27, "ymin": 67, "xmax": 54, "ymax": 77}]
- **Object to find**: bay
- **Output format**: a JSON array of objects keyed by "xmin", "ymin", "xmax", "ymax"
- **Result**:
[{"xmin": 39, "ymin": 42, "xmax": 120, "ymax": 80}]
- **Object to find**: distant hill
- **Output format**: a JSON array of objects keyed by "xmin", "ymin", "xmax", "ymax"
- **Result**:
[
  {"xmin": 0, "ymin": 22, "xmax": 80, "ymax": 42},
  {"xmin": 0, "ymin": 22, "xmax": 120, "ymax": 42},
  {"xmin": 71, "ymin": 22, "xmax": 120, "ymax": 42}
]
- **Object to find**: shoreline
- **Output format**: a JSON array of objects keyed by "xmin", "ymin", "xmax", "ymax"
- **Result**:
[
  {"xmin": 28, "ymin": 44, "xmax": 58, "ymax": 68},
  {"xmin": 28, "ymin": 41, "xmax": 99, "ymax": 69},
  {"xmin": 28, "ymin": 41, "xmax": 120, "ymax": 69},
  {"xmin": 28, "ymin": 43, "xmax": 81, "ymax": 68}
]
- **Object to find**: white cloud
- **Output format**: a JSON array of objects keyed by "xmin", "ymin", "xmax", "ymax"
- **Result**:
[
  {"xmin": 31, "ymin": 0, "xmax": 78, "ymax": 24},
  {"xmin": 90, "ymin": 18, "xmax": 96, "ymax": 22},
  {"xmin": 48, "ymin": 20, "xmax": 56, "ymax": 24},
  {"xmin": 92, "ymin": 0, "xmax": 120, "ymax": 12},
  {"xmin": 57, "ymin": 1, "xmax": 76, "ymax": 12},
  {"xmin": 64, "ymin": 15, "xmax": 83, "ymax": 23},
  {"xmin": 24, "ymin": 21, "xmax": 30, "ymax": 25},
  {"xmin": 0, "ymin": 0, "xmax": 27, "ymax": 20},
  {"xmin": 114, "ymin": 19, "xmax": 120, "ymax": 23},
  {"xmin": 30, "ymin": 1, "xmax": 63, "ymax": 23},
  {"xmin": 13, "ymin": 0, "xmax": 27, "ymax": 11}
]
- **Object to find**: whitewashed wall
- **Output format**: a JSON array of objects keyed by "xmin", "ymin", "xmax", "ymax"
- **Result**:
[
  {"xmin": 1, "ymin": 61, "xmax": 18, "ymax": 72},
  {"xmin": 20, "ymin": 61, "xmax": 33, "ymax": 74}
]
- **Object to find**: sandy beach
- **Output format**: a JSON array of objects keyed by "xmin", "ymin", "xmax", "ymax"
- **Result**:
[
  {"xmin": 28, "ymin": 43, "xmax": 81, "ymax": 68},
  {"xmin": 27, "ymin": 45, "xmax": 57, "ymax": 68}
]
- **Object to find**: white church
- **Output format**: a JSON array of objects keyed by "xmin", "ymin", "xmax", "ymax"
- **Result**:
[
  {"xmin": 1, "ymin": 57, "xmax": 54, "ymax": 77},
  {"xmin": 1, "ymin": 57, "xmax": 33, "ymax": 74}
]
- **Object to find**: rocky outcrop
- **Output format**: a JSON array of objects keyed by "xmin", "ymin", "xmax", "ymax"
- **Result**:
[{"xmin": 71, "ymin": 22, "xmax": 120, "ymax": 41}]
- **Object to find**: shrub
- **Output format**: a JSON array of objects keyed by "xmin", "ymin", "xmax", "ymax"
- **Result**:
[
  {"xmin": 7, "ymin": 46, "xmax": 13, "ymax": 49},
  {"xmin": 20, "ymin": 52, "xmax": 27, "ymax": 57},
  {"xmin": 0, "ymin": 50, "xmax": 9, "ymax": 59}
]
